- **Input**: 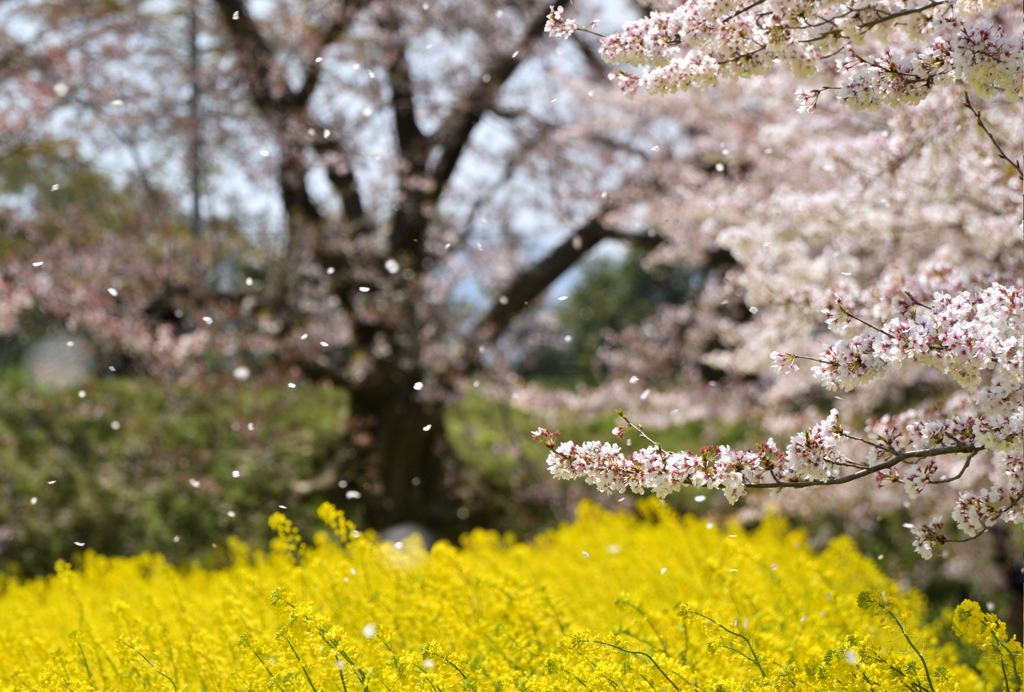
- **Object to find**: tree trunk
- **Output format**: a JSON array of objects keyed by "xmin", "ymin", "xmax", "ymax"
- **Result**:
[{"xmin": 338, "ymin": 370, "xmax": 461, "ymax": 530}]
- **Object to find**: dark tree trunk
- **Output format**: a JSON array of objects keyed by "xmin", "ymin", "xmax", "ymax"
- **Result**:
[{"xmin": 338, "ymin": 370, "xmax": 461, "ymax": 530}]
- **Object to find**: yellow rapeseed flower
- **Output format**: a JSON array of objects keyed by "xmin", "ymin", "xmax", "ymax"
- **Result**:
[{"xmin": 0, "ymin": 499, "xmax": 1017, "ymax": 691}]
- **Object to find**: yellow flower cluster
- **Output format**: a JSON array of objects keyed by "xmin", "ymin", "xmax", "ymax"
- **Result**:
[{"xmin": 1, "ymin": 500, "xmax": 1018, "ymax": 691}]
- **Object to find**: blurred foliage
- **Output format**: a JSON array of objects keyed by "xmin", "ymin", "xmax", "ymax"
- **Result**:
[
  {"xmin": 0, "ymin": 141, "xmax": 185, "ymax": 253},
  {"xmin": 0, "ymin": 368, "xmax": 348, "ymax": 577},
  {"xmin": 517, "ymin": 247, "xmax": 695, "ymax": 386},
  {"xmin": 0, "ymin": 370, "xmax": 753, "ymax": 578}
]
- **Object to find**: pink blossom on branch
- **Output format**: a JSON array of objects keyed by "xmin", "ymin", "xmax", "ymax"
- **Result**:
[
  {"xmin": 544, "ymin": 5, "xmax": 599, "ymax": 41},
  {"xmin": 535, "ymin": 285, "xmax": 1023, "ymax": 558},
  {"xmin": 538, "ymin": 1, "xmax": 1022, "ymax": 564},
  {"xmin": 548, "ymin": 1, "xmax": 1023, "ymax": 110},
  {"xmin": 544, "ymin": 6, "xmax": 578, "ymax": 40}
]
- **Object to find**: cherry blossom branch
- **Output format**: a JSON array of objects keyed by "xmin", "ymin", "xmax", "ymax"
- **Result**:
[
  {"xmin": 962, "ymin": 91, "xmax": 1024, "ymax": 180},
  {"xmin": 745, "ymin": 443, "xmax": 978, "ymax": 489},
  {"xmin": 545, "ymin": 1, "xmax": 1022, "ymax": 111},
  {"xmin": 831, "ymin": 295, "xmax": 896, "ymax": 338},
  {"xmin": 534, "ymin": 283, "xmax": 1023, "ymax": 558}
]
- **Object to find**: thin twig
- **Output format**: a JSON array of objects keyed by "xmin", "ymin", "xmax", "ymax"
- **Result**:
[
  {"xmin": 962, "ymin": 91, "xmax": 1023, "ymax": 180},
  {"xmin": 746, "ymin": 443, "xmax": 978, "ymax": 489},
  {"xmin": 835, "ymin": 299, "xmax": 897, "ymax": 338},
  {"xmin": 927, "ymin": 452, "xmax": 976, "ymax": 484}
]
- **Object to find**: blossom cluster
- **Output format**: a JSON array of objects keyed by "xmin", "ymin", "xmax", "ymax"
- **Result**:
[
  {"xmin": 1, "ymin": 501, "xmax": 1015, "ymax": 690},
  {"xmin": 537, "ymin": 284, "xmax": 1022, "ymax": 558},
  {"xmin": 544, "ymin": 5, "xmax": 579, "ymax": 40},
  {"xmin": 545, "ymin": 1, "xmax": 1023, "ymax": 109}
]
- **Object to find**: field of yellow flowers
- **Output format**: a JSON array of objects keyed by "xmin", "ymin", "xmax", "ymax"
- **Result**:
[{"xmin": 1, "ymin": 500, "xmax": 1019, "ymax": 691}]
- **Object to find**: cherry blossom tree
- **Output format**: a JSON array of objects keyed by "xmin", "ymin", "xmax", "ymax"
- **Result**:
[
  {"xmin": 1, "ymin": 0, "xmax": 673, "ymax": 529},
  {"xmin": 537, "ymin": 0, "xmax": 1022, "ymax": 564}
]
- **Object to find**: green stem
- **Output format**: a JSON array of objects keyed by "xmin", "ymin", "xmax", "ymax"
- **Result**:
[
  {"xmin": 74, "ymin": 636, "xmax": 93, "ymax": 684},
  {"xmin": 880, "ymin": 606, "xmax": 935, "ymax": 692},
  {"xmin": 591, "ymin": 641, "xmax": 682, "ymax": 691},
  {"xmin": 685, "ymin": 611, "xmax": 767, "ymax": 678},
  {"xmin": 120, "ymin": 641, "xmax": 179, "ymax": 692},
  {"xmin": 283, "ymin": 635, "xmax": 320, "ymax": 692}
]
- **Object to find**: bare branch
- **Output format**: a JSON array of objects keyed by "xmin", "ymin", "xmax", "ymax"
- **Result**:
[
  {"xmin": 963, "ymin": 91, "xmax": 1023, "ymax": 180},
  {"xmin": 470, "ymin": 219, "xmax": 663, "ymax": 344},
  {"xmin": 427, "ymin": 9, "xmax": 549, "ymax": 191}
]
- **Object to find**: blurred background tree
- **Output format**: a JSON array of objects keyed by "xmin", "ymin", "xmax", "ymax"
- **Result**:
[{"xmin": 0, "ymin": 0, "xmax": 689, "ymax": 559}]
